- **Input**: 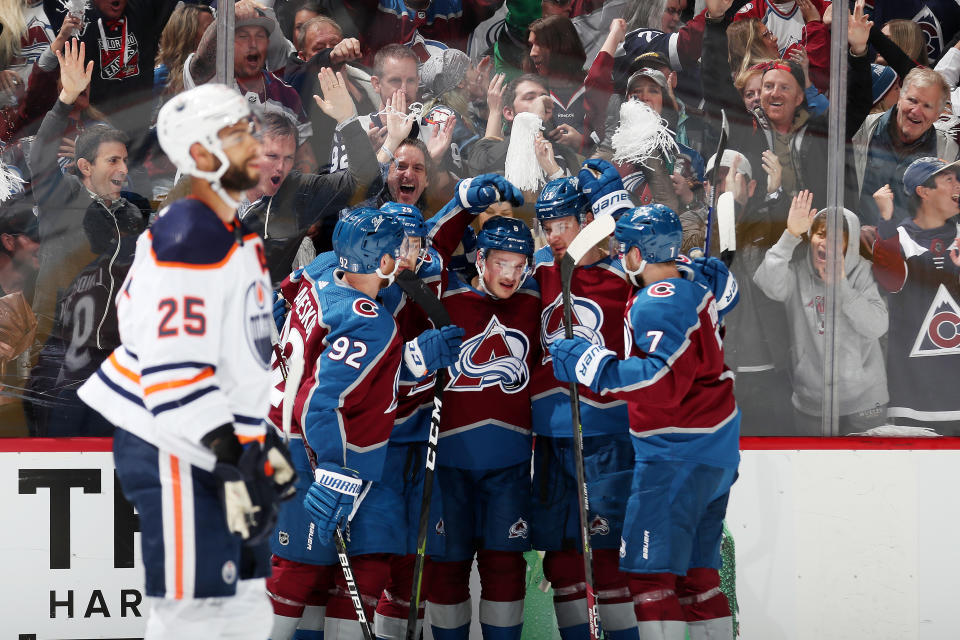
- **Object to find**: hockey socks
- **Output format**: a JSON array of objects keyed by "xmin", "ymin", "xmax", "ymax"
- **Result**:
[
  {"xmin": 629, "ymin": 572, "xmax": 686, "ymax": 640},
  {"xmin": 324, "ymin": 554, "xmax": 391, "ymax": 640},
  {"xmin": 545, "ymin": 549, "xmax": 638, "ymax": 640},
  {"xmin": 267, "ymin": 557, "xmax": 335, "ymax": 640},
  {"xmin": 677, "ymin": 568, "xmax": 732, "ymax": 640},
  {"xmin": 374, "ymin": 555, "xmax": 427, "ymax": 640}
]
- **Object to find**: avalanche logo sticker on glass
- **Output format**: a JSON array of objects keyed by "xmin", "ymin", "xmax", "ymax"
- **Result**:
[
  {"xmin": 447, "ymin": 315, "xmax": 530, "ymax": 393},
  {"xmin": 244, "ymin": 280, "xmax": 273, "ymax": 369},
  {"xmin": 540, "ymin": 292, "xmax": 605, "ymax": 364}
]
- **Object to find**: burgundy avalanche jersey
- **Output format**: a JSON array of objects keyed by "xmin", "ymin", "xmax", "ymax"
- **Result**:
[
  {"xmin": 267, "ymin": 268, "xmax": 402, "ymax": 481},
  {"xmin": 595, "ymin": 278, "xmax": 739, "ymax": 468},
  {"xmin": 531, "ymin": 247, "xmax": 633, "ymax": 438},
  {"xmin": 438, "ymin": 272, "xmax": 541, "ymax": 470}
]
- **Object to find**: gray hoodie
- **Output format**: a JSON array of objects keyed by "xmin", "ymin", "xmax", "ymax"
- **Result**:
[{"xmin": 753, "ymin": 209, "xmax": 889, "ymax": 416}]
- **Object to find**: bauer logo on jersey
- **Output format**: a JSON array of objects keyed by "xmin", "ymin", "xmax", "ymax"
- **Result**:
[
  {"xmin": 909, "ymin": 284, "xmax": 960, "ymax": 357},
  {"xmin": 244, "ymin": 281, "xmax": 273, "ymax": 369},
  {"xmin": 540, "ymin": 293, "xmax": 605, "ymax": 364},
  {"xmin": 447, "ymin": 315, "xmax": 530, "ymax": 394}
]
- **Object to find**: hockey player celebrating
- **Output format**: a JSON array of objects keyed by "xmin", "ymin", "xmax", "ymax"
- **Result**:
[
  {"xmin": 426, "ymin": 216, "xmax": 541, "ymax": 640},
  {"xmin": 550, "ymin": 205, "xmax": 740, "ymax": 640},
  {"xmin": 529, "ymin": 171, "xmax": 638, "ymax": 640},
  {"xmin": 77, "ymin": 83, "xmax": 296, "ymax": 639}
]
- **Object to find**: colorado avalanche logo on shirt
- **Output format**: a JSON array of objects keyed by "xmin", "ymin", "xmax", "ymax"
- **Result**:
[
  {"xmin": 244, "ymin": 281, "xmax": 273, "ymax": 369},
  {"xmin": 447, "ymin": 316, "xmax": 530, "ymax": 394},
  {"xmin": 540, "ymin": 293, "xmax": 604, "ymax": 364}
]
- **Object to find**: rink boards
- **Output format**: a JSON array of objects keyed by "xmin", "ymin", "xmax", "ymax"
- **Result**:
[{"xmin": 1, "ymin": 437, "xmax": 959, "ymax": 639}]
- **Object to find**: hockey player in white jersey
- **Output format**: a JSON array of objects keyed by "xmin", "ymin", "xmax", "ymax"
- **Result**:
[{"xmin": 79, "ymin": 83, "xmax": 295, "ymax": 640}]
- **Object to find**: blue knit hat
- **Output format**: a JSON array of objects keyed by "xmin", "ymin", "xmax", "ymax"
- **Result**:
[{"xmin": 870, "ymin": 64, "xmax": 897, "ymax": 106}]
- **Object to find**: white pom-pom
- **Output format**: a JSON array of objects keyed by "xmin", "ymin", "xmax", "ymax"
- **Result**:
[
  {"xmin": 611, "ymin": 100, "xmax": 679, "ymax": 167},
  {"xmin": 505, "ymin": 112, "xmax": 546, "ymax": 192},
  {"xmin": 59, "ymin": 0, "xmax": 90, "ymax": 16},
  {"xmin": 0, "ymin": 159, "xmax": 25, "ymax": 203}
]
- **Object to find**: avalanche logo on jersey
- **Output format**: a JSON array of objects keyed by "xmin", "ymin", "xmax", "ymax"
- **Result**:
[
  {"xmin": 913, "ymin": 6, "xmax": 943, "ymax": 61},
  {"xmin": 447, "ymin": 315, "xmax": 530, "ymax": 394},
  {"xmin": 540, "ymin": 293, "xmax": 604, "ymax": 364},
  {"xmin": 244, "ymin": 280, "xmax": 273, "ymax": 369},
  {"xmin": 909, "ymin": 284, "xmax": 960, "ymax": 357}
]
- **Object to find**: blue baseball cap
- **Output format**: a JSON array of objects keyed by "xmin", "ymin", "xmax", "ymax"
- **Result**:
[
  {"xmin": 870, "ymin": 64, "xmax": 897, "ymax": 106},
  {"xmin": 903, "ymin": 157, "xmax": 960, "ymax": 196}
]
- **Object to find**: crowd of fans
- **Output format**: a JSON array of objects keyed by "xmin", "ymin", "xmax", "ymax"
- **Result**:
[{"xmin": 0, "ymin": 0, "xmax": 959, "ymax": 439}]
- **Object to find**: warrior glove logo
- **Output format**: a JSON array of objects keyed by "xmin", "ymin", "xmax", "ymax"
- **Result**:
[
  {"xmin": 447, "ymin": 316, "xmax": 530, "ymax": 393},
  {"xmin": 541, "ymin": 293, "xmax": 605, "ymax": 364}
]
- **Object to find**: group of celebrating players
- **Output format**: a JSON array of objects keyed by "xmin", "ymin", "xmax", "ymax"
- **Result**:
[{"xmin": 79, "ymin": 78, "xmax": 742, "ymax": 640}]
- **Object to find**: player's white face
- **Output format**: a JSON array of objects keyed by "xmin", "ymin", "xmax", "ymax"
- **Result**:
[
  {"xmin": 481, "ymin": 249, "xmax": 529, "ymax": 299},
  {"xmin": 396, "ymin": 236, "xmax": 425, "ymax": 272},
  {"xmin": 540, "ymin": 215, "xmax": 580, "ymax": 260}
]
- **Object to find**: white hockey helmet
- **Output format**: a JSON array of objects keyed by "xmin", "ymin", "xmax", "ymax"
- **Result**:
[{"xmin": 157, "ymin": 84, "xmax": 254, "ymax": 182}]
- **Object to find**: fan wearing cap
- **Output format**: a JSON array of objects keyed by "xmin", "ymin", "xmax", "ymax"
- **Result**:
[
  {"xmin": 188, "ymin": 0, "xmax": 312, "ymax": 146},
  {"xmin": 872, "ymin": 157, "xmax": 960, "ymax": 434},
  {"xmin": 701, "ymin": 0, "xmax": 872, "ymax": 225},
  {"xmin": 600, "ymin": 64, "xmax": 706, "ymax": 225}
]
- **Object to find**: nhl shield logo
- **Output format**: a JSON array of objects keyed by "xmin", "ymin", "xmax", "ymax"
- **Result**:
[
  {"xmin": 278, "ymin": 531, "xmax": 290, "ymax": 546},
  {"xmin": 244, "ymin": 281, "xmax": 273, "ymax": 369},
  {"xmin": 508, "ymin": 517, "xmax": 529, "ymax": 539},
  {"xmin": 589, "ymin": 515, "xmax": 610, "ymax": 536}
]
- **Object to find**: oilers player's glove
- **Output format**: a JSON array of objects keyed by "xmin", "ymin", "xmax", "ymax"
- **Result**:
[
  {"xmin": 304, "ymin": 463, "xmax": 363, "ymax": 543},
  {"xmin": 404, "ymin": 325, "xmax": 465, "ymax": 378},
  {"xmin": 578, "ymin": 159, "xmax": 632, "ymax": 218},
  {"xmin": 205, "ymin": 426, "xmax": 276, "ymax": 544},
  {"xmin": 550, "ymin": 337, "xmax": 616, "ymax": 393},
  {"xmin": 263, "ymin": 427, "xmax": 297, "ymax": 502},
  {"xmin": 678, "ymin": 256, "xmax": 739, "ymax": 319},
  {"xmin": 454, "ymin": 174, "xmax": 524, "ymax": 212}
]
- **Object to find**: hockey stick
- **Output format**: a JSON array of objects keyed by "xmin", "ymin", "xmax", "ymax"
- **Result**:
[
  {"xmin": 395, "ymin": 269, "xmax": 453, "ymax": 640},
  {"xmin": 278, "ymin": 339, "xmax": 374, "ymax": 640},
  {"xmin": 558, "ymin": 213, "xmax": 616, "ymax": 640},
  {"xmin": 704, "ymin": 109, "xmax": 729, "ymax": 257},
  {"xmin": 716, "ymin": 191, "xmax": 737, "ymax": 267}
]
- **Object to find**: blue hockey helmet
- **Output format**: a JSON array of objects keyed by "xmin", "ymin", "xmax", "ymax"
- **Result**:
[
  {"xmin": 535, "ymin": 176, "xmax": 588, "ymax": 224},
  {"xmin": 380, "ymin": 201, "xmax": 428, "ymax": 239},
  {"xmin": 476, "ymin": 216, "xmax": 535, "ymax": 260},
  {"xmin": 614, "ymin": 204, "xmax": 682, "ymax": 266},
  {"xmin": 333, "ymin": 207, "xmax": 406, "ymax": 274}
]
